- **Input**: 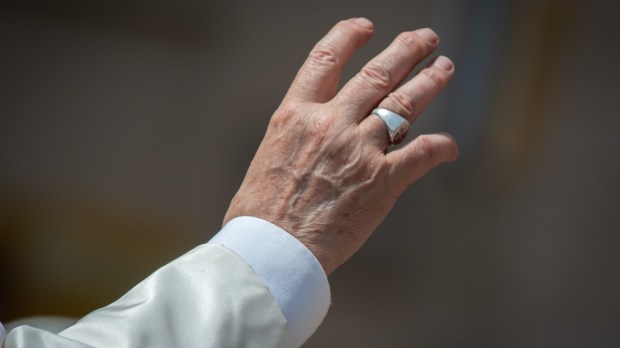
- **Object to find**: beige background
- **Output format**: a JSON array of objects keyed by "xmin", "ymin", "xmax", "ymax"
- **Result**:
[{"xmin": 1, "ymin": 0, "xmax": 619, "ymax": 346}]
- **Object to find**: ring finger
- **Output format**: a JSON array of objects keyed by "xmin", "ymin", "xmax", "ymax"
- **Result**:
[{"xmin": 360, "ymin": 55, "xmax": 455, "ymax": 149}]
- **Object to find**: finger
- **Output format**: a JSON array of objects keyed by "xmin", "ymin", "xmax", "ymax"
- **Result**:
[
  {"xmin": 386, "ymin": 133, "xmax": 459, "ymax": 189},
  {"xmin": 359, "ymin": 55, "xmax": 455, "ymax": 149},
  {"xmin": 379, "ymin": 56, "xmax": 454, "ymax": 123},
  {"xmin": 285, "ymin": 18, "xmax": 374, "ymax": 103},
  {"xmin": 334, "ymin": 28, "xmax": 439, "ymax": 121}
]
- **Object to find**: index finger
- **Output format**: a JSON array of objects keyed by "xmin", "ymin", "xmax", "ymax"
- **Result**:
[{"xmin": 285, "ymin": 18, "xmax": 374, "ymax": 103}]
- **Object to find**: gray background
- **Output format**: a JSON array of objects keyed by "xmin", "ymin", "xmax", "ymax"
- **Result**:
[{"xmin": 1, "ymin": 0, "xmax": 619, "ymax": 346}]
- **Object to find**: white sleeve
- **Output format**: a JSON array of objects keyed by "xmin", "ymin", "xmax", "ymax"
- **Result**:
[
  {"xmin": 208, "ymin": 216, "xmax": 331, "ymax": 348},
  {"xmin": 4, "ymin": 244, "xmax": 292, "ymax": 348},
  {"xmin": 2, "ymin": 216, "xmax": 330, "ymax": 348}
]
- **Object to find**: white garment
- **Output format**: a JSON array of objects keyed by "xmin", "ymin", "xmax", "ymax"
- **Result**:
[
  {"xmin": 1, "ymin": 217, "xmax": 331, "ymax": 347},
  {"xmin": 209, "ymin": 216, "xmax": 331, "ymax": 346}
]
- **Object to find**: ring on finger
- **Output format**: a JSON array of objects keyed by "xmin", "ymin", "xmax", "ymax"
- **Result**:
[{"xmin": 371, "ymin": 108, "xmax": 410, "ymax": 145}]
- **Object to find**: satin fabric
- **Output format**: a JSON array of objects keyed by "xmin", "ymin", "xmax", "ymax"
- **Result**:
[{"xmin": 3, "ymin": 244, "xmax": 292, "ymax": 347}]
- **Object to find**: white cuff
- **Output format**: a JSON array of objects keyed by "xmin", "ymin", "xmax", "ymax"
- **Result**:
[{"xmin": 208, "ymin": 216, "xmax": 330, "ymax": 347}]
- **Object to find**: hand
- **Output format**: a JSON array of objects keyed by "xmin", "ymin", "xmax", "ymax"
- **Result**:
[{"xmin": 224, "ymin": 18, "xmax": 458, "ymax": 275}]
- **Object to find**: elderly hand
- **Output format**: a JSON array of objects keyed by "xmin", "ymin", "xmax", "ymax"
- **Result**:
[{"xmin": 224, "ymin": 18, "xmax": 458, "ymax": 275}]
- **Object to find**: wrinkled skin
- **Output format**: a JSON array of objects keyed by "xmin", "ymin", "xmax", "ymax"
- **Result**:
[{"xmin": 224, "ymin": 18, "xmax": 458, "ymax": 275}]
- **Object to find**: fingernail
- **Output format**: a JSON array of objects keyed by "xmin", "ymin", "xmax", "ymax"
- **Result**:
[
  {"xmin": 416, "ymin": 28, "xmax": 439, "ymax": 44},
  {"xmin": 433, "ymin": 56, "xmax": 454, "ymax": 71},
  {"xmin": 352, "ymin": 17, "xmax": 373, "ymax": 29}
]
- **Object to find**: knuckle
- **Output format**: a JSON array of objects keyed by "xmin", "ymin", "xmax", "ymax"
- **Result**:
[
  {"xmin": 305, "ymin": 113, "xmax": 335, "ymax": 140},
  {"xmin": 308, "ymin": 42, "xmax": 340, "ymax": 66},
  {"xmin": 384, "ymin": 91, "xmax": 415, "ymax": 118},
  {"xmin": 395, "ymin": 31, "xmax": 425, "ymax": 54},
  {"xmin": 414, "ymin": 135, "xmax": 435, "ymax": 161},
  {"xmin": 269, "ymin": 103, "xmax": 299, "ymax": 128},
  {"xmin": 358, "ymin": 61, "xmax": 391, "ymax": 91},
  {"xmin": 421, "ymin": 67, "xmax": 447, "ymax": 87}
]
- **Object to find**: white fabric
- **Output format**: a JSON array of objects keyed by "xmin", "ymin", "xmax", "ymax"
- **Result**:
[
  {"xmin": 209, "ymin": 216, "xmax": 331, "ymax": 347},
  {"xmin": 1, "ymin": 217, "xmax": 332, "ymax": 347},
  {"xmin": 3, "ymin": 316, "xmax": 77, "ymax": 334},
  {"xmin": 0, "ymin": 322, "xmax": 6, "ymax": 342},
  {"xmin": 3, "ymin": 244, "xmax": 292, "ymax": 347}
]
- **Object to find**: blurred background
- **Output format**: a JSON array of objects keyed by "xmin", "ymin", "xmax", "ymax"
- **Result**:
[{"xmin": 1, "ymin": 0, "xmax": 619, "ymax": 346}]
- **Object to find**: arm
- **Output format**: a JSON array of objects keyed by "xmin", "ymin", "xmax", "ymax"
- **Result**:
[{"xmin": 2, "ymin": 17, "xmax": 457, "ymax": 348}]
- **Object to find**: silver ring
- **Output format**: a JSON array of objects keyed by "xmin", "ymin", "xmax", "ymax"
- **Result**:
[{"xmin": 371, "ymin": 108, "xmax": 410, "ymax": 145}]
